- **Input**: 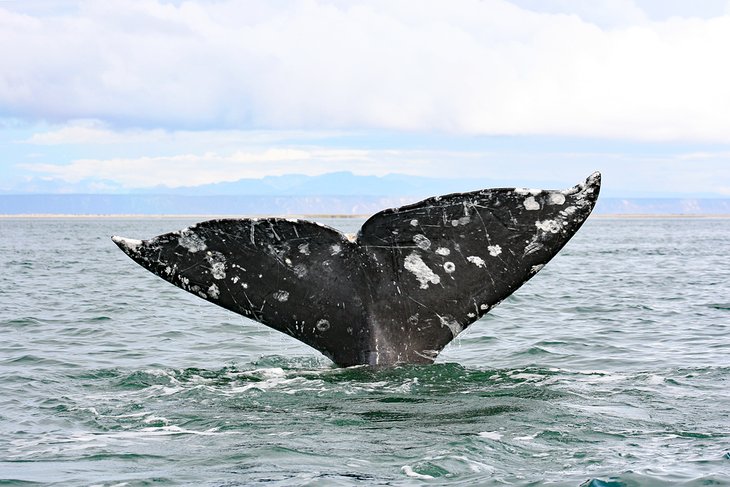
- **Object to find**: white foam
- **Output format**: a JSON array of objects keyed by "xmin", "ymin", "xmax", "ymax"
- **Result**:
[
  {"xmin": 478, "ymin": 431, "xmax": 503, "ymax": 441},
  {"xmin": 401, "ymin": 466, "xmax": 434, "ymax": 480}
]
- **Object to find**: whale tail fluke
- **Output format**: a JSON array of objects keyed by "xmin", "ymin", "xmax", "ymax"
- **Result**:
[{"xmin": 113, "ymin": 172, "xmax": 600, "ymax": 367}]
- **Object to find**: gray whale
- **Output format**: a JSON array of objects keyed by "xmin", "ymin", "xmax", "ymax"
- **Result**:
[{"xmin": 112, "ymin": 172, "xmax": 600, "ymax": 367}]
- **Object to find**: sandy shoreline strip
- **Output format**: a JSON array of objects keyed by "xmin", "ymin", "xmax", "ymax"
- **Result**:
[{"xmin": 1, "ymin": 213, "xmax": 730, "ymax": 219}]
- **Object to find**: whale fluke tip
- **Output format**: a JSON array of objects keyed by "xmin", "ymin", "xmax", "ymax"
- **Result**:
[
  {"xmin": 111, "ymin": 236, "xmax": 143, "ymax": 254},
  {"xmin": 563, "ymin": 171, "xmax": 601, "ymax": 197}
]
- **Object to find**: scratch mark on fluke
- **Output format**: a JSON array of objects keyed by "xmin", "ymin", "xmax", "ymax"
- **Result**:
[{"xmin": 112, "ymin": 172, "xmax": 601, "ymax": 367}]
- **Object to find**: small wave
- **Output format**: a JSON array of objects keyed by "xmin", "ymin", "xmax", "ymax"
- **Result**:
[
  {"xmin": 401, "ymin": 465, "xmax": 434, "ymax": 480},
  {"xmin": 1, "ymin": 316, "xmax": 43, "ymax": 327},
  {"xmin": 1, "ymin": 354, "xmax": 70, "ymax": 367},
  {"xmin": 581, "ymin": 479, "xmax": 626, "ymax": 487}
]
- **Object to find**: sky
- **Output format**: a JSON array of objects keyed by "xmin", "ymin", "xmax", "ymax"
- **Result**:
[{"xmin": 1, "ymin": 0, "xmax": 730, "ymax": 196}]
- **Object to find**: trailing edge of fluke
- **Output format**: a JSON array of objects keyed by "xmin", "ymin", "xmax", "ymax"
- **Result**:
[{"xmin": 113, "ymin": 171, "xmax": 601, "ymax": 367}]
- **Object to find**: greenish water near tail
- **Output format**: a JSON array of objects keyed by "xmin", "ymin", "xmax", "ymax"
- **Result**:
[{"xmin": 1, "ymin": 217, "xmax": 729, "ymax": 486}]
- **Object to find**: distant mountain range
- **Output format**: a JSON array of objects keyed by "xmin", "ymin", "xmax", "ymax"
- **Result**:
[
  {"xmin": 1, "ymin": 172, "xmax": 729, "ymax": 215},
  {"xmin": 3, "ymin": 172, "xmax": 520, "ymax": 197},
  {"xmin": 129, "ymin": 172, "xmax": 545, "ymax": 197}
]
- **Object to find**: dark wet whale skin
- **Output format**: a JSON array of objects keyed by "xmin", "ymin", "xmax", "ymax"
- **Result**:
[{"xmin": 112, "ymin": 172, "xmax": 600, "ymax": 367}]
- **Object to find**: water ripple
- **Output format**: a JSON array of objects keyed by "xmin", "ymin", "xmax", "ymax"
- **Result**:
[{"xmin": 1, "ymin": 218, "xmax": 729, "ymax": 485}]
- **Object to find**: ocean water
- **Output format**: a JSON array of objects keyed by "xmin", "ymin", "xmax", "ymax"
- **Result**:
[{"xmin": 0, "ymin": 216, "xmax": 728, "ymax": 486}]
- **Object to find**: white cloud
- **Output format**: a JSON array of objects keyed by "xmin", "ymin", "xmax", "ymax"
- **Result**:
[
  {"xmin": 24, "ymin": 120, "xmax": 166, "ymax": 145},
  {"xmin": 509, "ymin": 0, "xmax": 648, "ymax": 27},
  {"xmin": 23, "ymin": 119, "xmax": 345, "ymax": 146},
  {"xmin": 0, "ymin": 0, "xmax": 729, "ymax": 141}
]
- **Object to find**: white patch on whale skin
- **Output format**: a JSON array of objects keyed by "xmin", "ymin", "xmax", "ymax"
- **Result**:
[
  {"xmin": 404, "ymin": 252, "xmax": 441, "ymax": 289},
  {"xmin": 206, "ymin": 251, "xmax": 227, "ymax": 280},
  {"xmin": 524, "ymin": 240, "xmax": 544, "ymax": 255},
  {"xmin": 530, "ymin": 264, "xmax": 544, "ymax": 274},
  {"xmin": 523, "ymin": 196, "xmax": 540, "ymax": 210},
  {"xmin": 298, "ymin": 243, "xmax": 310, "ymax": 255},
  {"xmin": 451, "ymin": 216, "xmax": 471, "ymax": 226},
  {"xmin": 316, "ymin": 319, "xmax": 330, "ymax": 332},
  {"xmin": 210, "ymin": 263, "xmax": 226, "ymax": 280},
  {"xmin": 467, "ymin": 255, "xmax": 486, "ymax": 268},
  {"xmin": 330, "ymin": 244, "xmax": 342, "ymax": 255},
  {"xmin": 435, "ymin": 247, "xmax": 451, "ymax": 256},
  {"xmin": 439, "ymin": 315, "xmax": 463, "ymax": 337},
  {"xmin": 561, "ymin": 205, "xmax": 577, "ymax": 216},
  {"xmin": 293, "ymin": 264, "xmax": 307, "ymax": 278},
  {"xmin": 535, "ymin": 219, "xmax": 562, "ymax": 233},
  {"xmin": 410, "ymin": 219, "xmax": 418, "ymax": 226},
  {"xmin": 480, "ymin": 303, "xmax": 489, "ymax": 310},
  {"xmin": 272, "ymin": 290, "xmax": 289, "ymax": 302},
  {"xmin": 232, "ymin": 276, "xmax": 239, "ymax": 284},
  {"xmin": 548, "ymin": 193, "xmax": 566, "ymax": 205},
  {"xmin": 178, "ymin": 231, "xmax": 207, "ymax": 252},
  {"xmin": 443, "ymin": 261, "xmax": 456, "ymax": 273},
  {"xmin": 488, "ymin": 245, "xmax": 502, "ymax": 257},
  {"xmin": 413, "ymin": 234, "xmax": 431, "ymax": 250},
  {"xmin": 207, "ymin": 283, "xmax": 220, "ymax": 299},
  {"xmin": 515, "ymin": 188, "xmax": 541, "ymax": 196}
]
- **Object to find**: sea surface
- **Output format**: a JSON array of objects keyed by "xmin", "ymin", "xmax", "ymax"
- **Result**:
[{"xmin": 0, "ymin": 217, "xmax": 728, "ymax": 486}]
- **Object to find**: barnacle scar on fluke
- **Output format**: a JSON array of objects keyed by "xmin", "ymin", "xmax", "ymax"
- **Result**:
[{"xmin": 112, "ymin": 172, "xmax": 601, "ymax": 367}]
